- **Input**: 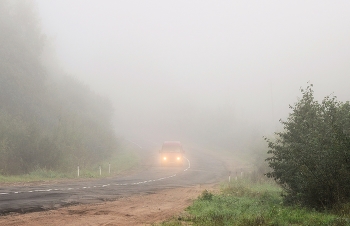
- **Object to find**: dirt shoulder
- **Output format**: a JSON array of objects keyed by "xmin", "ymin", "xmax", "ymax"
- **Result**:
[{"xmin": 0, "ymin": 184, "xmax": 218, "ymax": 226}]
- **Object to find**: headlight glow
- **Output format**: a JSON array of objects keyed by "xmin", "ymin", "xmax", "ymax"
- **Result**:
[
  {"xmin": 177, "ymin": 157, "xmax": 180, "ymax": 160},
  {"xmin": 163, "ymin": 157, "xmax": 167, "ymax": 160}
]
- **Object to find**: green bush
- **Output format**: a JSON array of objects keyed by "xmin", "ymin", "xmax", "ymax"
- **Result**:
[
  {"xmin": 199, "ymin": 190, "xmax": 214, "ymax": 201},
  {"xmin": 265, "ymin": 84, "xmax": 350, "ymax": 209}
]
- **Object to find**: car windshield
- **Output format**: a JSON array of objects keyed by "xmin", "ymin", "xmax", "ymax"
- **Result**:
[{"xmin": 162, "ymin": 145, "xmax": 182, "ymax": 152}]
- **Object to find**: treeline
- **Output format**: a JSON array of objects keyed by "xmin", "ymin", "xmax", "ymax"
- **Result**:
[{"xmin": 0, "ymin": 0, "xmax": 117, "ymax": 175}]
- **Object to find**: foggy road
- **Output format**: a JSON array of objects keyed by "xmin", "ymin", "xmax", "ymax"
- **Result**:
[{"xmin": 0, "ymin": 147, "xmax": 226, "ymax": 215}]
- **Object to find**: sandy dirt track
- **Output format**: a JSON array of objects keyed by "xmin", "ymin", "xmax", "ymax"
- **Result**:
[{"xmin": 0, "ymin": 184, "xmax": 217, "ymax": 226}]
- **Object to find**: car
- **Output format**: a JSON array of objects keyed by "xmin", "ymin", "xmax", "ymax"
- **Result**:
[{"xmin": 159, "ymin": 141, "xmax": 184, "ymax": 166}]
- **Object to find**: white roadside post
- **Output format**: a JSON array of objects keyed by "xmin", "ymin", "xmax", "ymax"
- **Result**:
[
  {"xmin": 99, "ymin": 165, "xmax": 101, "ymax": 176},
  {"xmin": 109, "ymin": 163, "xmax": 111, "ymax": 174},
  {"xmin": 229, "ymin": 171, "xmax": 231, "ymax": 183},
  {"xmin": 77, "ymin": 166, "xmax": 80, "ymax": 177}
]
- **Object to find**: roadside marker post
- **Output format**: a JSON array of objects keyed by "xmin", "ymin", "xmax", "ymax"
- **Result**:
[
  {"xmin": 99, "ymin": 165, "xmax": 101, "ymax": 176},
  {"xmin": 229, "ymin": 171, "xmax": 231, "ymax": 183},
  {"xmin": 77, "ymin": 166, "xmax": 80, "ymax": 177},
  {"xmin": 109, "ymin": 163, "xmax": 111, "ymax": 174}
]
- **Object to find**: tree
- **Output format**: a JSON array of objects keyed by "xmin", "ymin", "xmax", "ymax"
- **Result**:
[
  {"xmin": 0, "ymin": 1, "xmax": 118, "ymax": 175},
  {"xmin": 265, "ymin": 84, "xmax": 350, "ymax": 209}
]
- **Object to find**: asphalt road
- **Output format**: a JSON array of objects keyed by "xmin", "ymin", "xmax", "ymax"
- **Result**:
[{"xmin": 0, "ymin": 146, "xmax": 227, "ymax": 215}]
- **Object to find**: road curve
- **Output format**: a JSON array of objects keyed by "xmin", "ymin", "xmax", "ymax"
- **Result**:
[{"xmin": 0, "ymin": 147, "xmax": 227, "ymax": 214}]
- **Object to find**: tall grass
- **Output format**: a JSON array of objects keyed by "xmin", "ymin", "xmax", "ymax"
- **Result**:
[
  {"xmin": 78, "ymin": 150, "xmax": 139, "ymax": 178},
  {"xmin": 0, "ymin": 149, "xmax": 140, "ymax": 183},
  {"xmin": 158, "ymin": 179, "xmax": 349, "ymax": 226},
  {"xmin": 0, "ymin": 168, "xmax": 73, "ymax": 183}
]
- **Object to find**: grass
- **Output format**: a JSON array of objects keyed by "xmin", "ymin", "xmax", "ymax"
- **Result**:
[
  {"xmin": 0, "ymin": 168, "xmax": 74, "ymax": 183},
  {"xmin": 157, "ymin": 179, "xmax": 350, "ymax": 226},
  {"xmin": 0, "ymin": 147, "xmax": 140, "ymax": 183},
  {"xmin": 78, "ymin": 150, "xmax": 140, "ymax": 178}
]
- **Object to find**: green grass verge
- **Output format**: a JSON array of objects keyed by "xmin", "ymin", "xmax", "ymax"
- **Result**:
[
  {"xmin": 0, "ymin": 146, "xmax": 140, "ymax": 183},
  {"xmin": 78, "ymin": 150, "xmax": 140, "ymax": 178},
  {"xmin": 157, "ymin": 180, "xmax": 349, "ymax": 226}
]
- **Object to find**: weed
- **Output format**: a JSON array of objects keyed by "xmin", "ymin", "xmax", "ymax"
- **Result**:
[{"xmin": 199, "ymin": 189, "xmax": 214, "ymax": 201}]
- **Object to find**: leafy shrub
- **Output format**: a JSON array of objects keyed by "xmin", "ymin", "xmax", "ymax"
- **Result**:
[
  {"xmin": 265, "ymin": 84, "xmax": 350, "ymax": 209},
  {"xmin": 199, "ymin": 189, "xmax": 214, "ymax": 201}
]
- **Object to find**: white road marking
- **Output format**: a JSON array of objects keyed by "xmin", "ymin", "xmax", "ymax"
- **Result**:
[{"xmin": 184, "ymin": 157, "xmax": 191, "ymax": 171}]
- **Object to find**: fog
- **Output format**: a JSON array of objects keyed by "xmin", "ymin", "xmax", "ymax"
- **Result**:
[{"xmin": 36, "ymin": 1, "xmax": 350, "ymax": 150}]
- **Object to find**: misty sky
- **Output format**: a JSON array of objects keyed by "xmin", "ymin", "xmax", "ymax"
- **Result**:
[{"xmin": 36, "ymin": 1, "xmax": 350, "ymax": 146}]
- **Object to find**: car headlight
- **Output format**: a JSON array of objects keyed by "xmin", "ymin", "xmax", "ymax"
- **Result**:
[
  {"xmin": 177, "ymin": 157, "xmax": 180, "ymax": 160},
  {"xmin": 163, "ymin": 157, "xmax": 167, "ymax": 160}
]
